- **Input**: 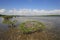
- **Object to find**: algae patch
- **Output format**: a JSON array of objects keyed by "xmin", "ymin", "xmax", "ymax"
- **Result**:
[{"xmin": 18, "ymin": 21, "xmax": 45, "ymax": 34}]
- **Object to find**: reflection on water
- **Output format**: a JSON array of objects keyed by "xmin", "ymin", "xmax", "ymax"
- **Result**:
[
  {"xmin": 14, "ymin": 17, "xmax": 60, "ymax": 29},
  {"xmin": 0, "ymin": 17, "xmax": 60, "ymax": 40},
  {"xmin": 0, "ymin": 17, "xmax": 60, "ymax": 33}
]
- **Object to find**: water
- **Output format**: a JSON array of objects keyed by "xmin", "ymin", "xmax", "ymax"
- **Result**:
[
  {"xmin": 15, "ymin": 17, "xmax": 60, "ymax": 29},
  {"xmin": 0, "ymin": 17, "xmax": 60, "ymax": 40},
  {"xmin": 0, "ymin": 17, "xmax": 60, "ymax": 30}
]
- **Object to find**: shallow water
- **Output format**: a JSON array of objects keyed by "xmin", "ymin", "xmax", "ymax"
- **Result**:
[
  {"xmin": 0, "ymin": 17, "xmax": 60, "ymax": 30},
  {"xmin": 0, "ymin": 17, "xmax": 60, "ymax": 40}
]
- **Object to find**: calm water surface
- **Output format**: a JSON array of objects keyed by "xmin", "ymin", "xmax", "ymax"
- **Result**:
[{"xmin": 0, "ymin": 17, "xmax": 60, "ymax": 30}]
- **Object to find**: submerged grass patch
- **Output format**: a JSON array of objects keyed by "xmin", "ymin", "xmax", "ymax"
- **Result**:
[{"xmin": 18, "ymin": 21, "xmax": 45, "ymax": 34}]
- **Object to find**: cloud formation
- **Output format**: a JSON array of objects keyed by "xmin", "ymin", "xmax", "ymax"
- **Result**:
[
  {"xmin": 0, "ymin": 8, "xmax": 60, "ymax": 15},
  {"xmin": 0, "ymin": 9, "xmax": 6, "ymax": 13}
]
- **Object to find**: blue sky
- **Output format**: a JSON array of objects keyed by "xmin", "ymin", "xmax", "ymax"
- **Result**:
[
  {"xmin": 0, "ymin": 0, "xmax": 60, "ymax": 10},
  {"xmin": 0, "ymin": 0, "xmax": 60, "ymax": 15}
]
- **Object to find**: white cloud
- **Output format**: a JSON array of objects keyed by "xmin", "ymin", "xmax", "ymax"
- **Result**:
[
  {"xmin": 0, "ymin": 9, "xmax": 6, "ymax": 13},
  {"xmin": 0, "ymin": 8, "xmax": 60, "ymax": 15}
]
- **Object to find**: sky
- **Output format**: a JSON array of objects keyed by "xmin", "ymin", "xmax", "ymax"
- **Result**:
[{"xmin": 0, "ymin": 0, "xmax": 60, "ymax": 15}]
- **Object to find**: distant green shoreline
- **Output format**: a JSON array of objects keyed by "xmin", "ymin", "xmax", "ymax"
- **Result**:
[{"xmin": 0, "ymin": 14, "xmax": 60, "ymax": 17}]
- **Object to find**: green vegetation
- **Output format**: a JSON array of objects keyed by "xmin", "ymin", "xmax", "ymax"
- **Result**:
[
  {"xmin": 0, "ymin": 14, "xmax": 16, "ymax": 19},
  {"xmin": 0, "ymin": 14, "xmax": 60, "ymax": 17},
  {"xmin": 41, "ymin": 15, "xmax": 60, "ymax": 17},
  {"xmin": 2, "ymin": 15, "xmax": 17, "ymax": 28},
  {"xmin": 18, "ymin": 21, "xmax": 45, "ymax": 34}
]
